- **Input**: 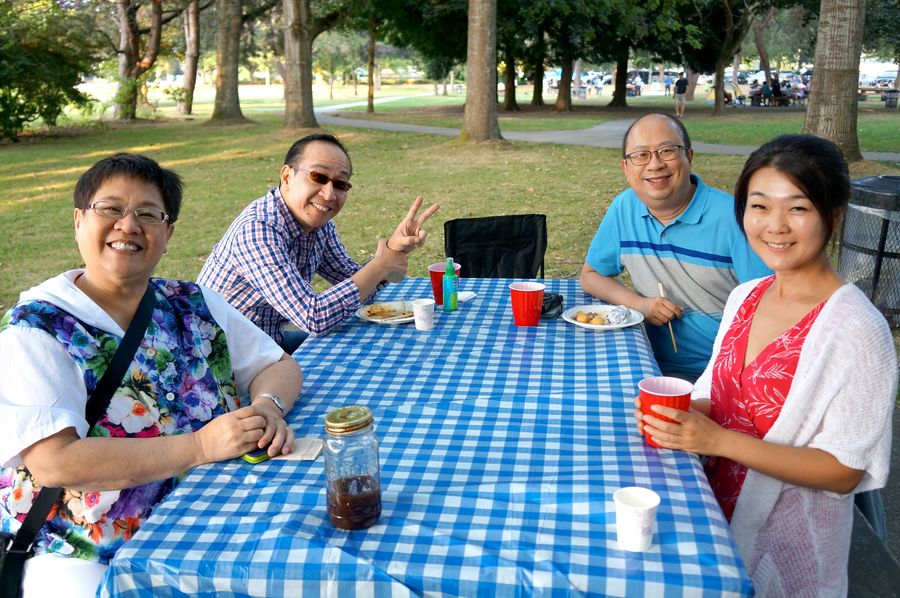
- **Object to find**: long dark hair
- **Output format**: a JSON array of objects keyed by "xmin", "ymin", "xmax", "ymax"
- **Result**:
[{"xmin": 734, "ymin": 134, "xmax": 849, "ymax": 251}]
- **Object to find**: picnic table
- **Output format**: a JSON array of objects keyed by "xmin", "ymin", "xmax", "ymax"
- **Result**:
[{"xmin": 99, "ymin": 278, "xmax": 753, "ymax": 597}]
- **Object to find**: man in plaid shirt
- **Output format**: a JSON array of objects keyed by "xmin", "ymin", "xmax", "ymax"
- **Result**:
[{"xmin": 197, "ymin": 134, "xmax": 439, "ymax": 353}]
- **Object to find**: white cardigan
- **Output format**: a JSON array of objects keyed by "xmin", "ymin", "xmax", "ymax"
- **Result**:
[{"xmin": 692, "ymin": 280, "xmax": 897, "ymax": 598}]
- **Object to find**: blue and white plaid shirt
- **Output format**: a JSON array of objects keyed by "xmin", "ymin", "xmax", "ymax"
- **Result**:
[{"xmin": 197, "ymin": 187, "xmax": 383, "ymax": 342}]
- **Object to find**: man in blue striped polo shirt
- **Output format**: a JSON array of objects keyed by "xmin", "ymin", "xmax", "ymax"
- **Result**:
[{"xmin": 581, "ymin": 114, "xmax": 771, "ymax": 380}]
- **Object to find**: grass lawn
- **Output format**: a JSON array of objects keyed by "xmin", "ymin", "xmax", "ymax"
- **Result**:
[{"xmin": 3, "ymin": 82, "xmax": 899, "ymax": 311}]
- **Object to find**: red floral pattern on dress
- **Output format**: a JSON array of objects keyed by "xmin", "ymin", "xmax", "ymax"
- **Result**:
[{"xmin": 705, "ymin": 276, "xmax": 826, "ymax": 521}]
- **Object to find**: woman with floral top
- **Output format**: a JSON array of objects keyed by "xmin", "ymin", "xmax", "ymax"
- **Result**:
[
  {"xmin": 634, "ymin": 135, "xmax": 896, "ymax": 597},
  {"xmin": 0, "ymin": 154, "xmax": 305, "ymax": 597}
]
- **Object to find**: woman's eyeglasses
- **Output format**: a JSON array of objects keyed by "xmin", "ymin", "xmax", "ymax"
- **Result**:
[
  {"xmin": 291, "ymin": 167, "xmax": 352, "ymax": 192},
  {"xmin": 89, "ymin": 201, "xmax": 169, "ymax": 224}
]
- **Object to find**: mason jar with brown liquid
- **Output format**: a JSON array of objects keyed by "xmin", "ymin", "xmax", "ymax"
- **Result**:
[{"xmin": 323, "ymin": 405, "xmax": 381, "ymax": 530}]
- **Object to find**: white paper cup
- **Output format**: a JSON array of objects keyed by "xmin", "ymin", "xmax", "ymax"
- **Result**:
[
  {"xmin": 614, "ymin": 487, "xmax": 660, "ymax": 552},
  {"xmin": 412, "ymin": 298, "xmax": 435, "ymax": 331}
]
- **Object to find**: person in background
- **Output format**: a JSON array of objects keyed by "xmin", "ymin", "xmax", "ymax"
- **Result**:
[
  {"xmin": 0, "ymin": 154, "xmax": 305, "ymax": 597},
  {"xmin": 762, "ymin": 80, "xmax": 773, "ymax": 105},
  {"xmin": 580, "ymin": 114, "xmax": 771, "ymax": 381},
  {"xmin": 635, "ymin": 134, "xmax": 896, "ymax": 597},
  {"xmin": 673, "ymin": 73, "xmax": 688, "ymax": 117},
  {"xmin": 197, "ymin": 134, "xmax": 439, "ymax": 353},
  {"xmin": 634, "ymin": 74, "xmax": 644, "ymax": 96},
  {"xmin": 664, "ymin": 75, "xmax": 672, "ymax": 96}
]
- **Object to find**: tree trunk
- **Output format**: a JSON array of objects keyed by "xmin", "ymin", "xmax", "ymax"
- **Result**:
[
  {"xmin": 732, "ymin": 54, "xmax": 740, "ymax": 83},
  {"xmin": 573, "ymin": 59, "xmax": 581, "ymax": 100},
  {"xmin": 114, "ymin": 0, "xmax": 164, "ymax": 120},
  {"xmin": 554, "ymin": 50, "xmax": 573, "ymax": 111},
  {"xmin": 531, "ymin": 26, "xmax": 545, "ymax": 106},
  {"xmin": 443, "ymin": 75, "xmax": 448, "ymax": 95},
  {"xmin": 374, "ymin": 56, "xmax": 381, "ymax": 90},
  {"xmin": 803, "ymin": 0, "xmax": 865, "ymax": 162},
  {"xmin": 658, "ymin": 63, "xmax": 665, "ymax": 91},
  {"xmin": 712, "ymin": 2, "xmax": 751, "ymax": 116},
  {"xmin": 210, "ymin": 0, "xmax": 247, "ymax": 121},
  {"xmin": 434, "ymin": 80, "xmax": 439, "ymax": 95},
  {"xmin": 271, "ymin": 9, "xmax": 286, "ymax": 82},
  {"xmin": 329, "ymin": 67, "xmax": 334, "ymax": 99},
  {"xmin": 685, "ymin": 67, "xmax": 699, "ymax": 101},
  {"xmin": 754, "ymin": 7, "xmax": 775, "ymax": 85},
  {"xmin": 353, "ymin": 71, "xmax": 358, "ymax": 95},
  {"xmin": 178, "ymin": 1, "xmax": 200, "ymax": 114},
  {"xmin": 282, "ymin": 0, "xmax": 342, "ymax": 129},
  {"xmin": 367, "ymin": 12, "xmax": 375, "ymax": 113},
  {"xmin": 460, "ymin": 0, "xmax": 502, "ymax": 142},
  {"xmin": 502, "ymin": 48, "xmax": 520, "ymax": 111},
  {"xmin": 608, "ymin": 46, "xmax": 629, "ymax": 108}
]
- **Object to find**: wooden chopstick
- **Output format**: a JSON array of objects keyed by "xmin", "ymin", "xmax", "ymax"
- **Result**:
[{"xmin": 658, "ymin": 282, "xmax": 677, "ymax": 353}]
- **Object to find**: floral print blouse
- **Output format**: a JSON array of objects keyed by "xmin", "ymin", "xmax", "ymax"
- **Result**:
[
  {"xmin": 0, "ymin": 279, "xmax": 242, "ymax": 564},
  {"xmin": 705, "ymin": 275, "xmax": 826, "ymax": 521}
]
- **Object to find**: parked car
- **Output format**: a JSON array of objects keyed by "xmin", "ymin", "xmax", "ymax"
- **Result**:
[
  {"xmin": 724, "ymin": 70, "xmax": 753, "ymax": 84},
  {"xmin": 876, "ymin": 70, "xmax": 898, "ymax": 85},
  {"xmin": 859, "ymin": 74, "xmax": 877, "ymax": 86}
]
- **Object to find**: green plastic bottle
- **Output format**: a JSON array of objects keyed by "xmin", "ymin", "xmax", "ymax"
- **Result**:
[{"xmin": 442, "ymin": 257, "xmax": 458, "ymax": 312}]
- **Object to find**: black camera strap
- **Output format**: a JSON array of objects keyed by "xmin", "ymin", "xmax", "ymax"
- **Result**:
[{"xmin": 0, "ymin": 284, "xmax": 155, "ymax": 598}]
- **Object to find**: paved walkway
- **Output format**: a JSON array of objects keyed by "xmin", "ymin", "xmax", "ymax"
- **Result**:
[{"xmin": 315, "ymin": 99, "xmax": 900, "ymax": 162}]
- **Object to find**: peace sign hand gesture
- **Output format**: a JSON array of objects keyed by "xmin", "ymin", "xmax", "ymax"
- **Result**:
[{"xmin": 386, "ymin": 196, "xmax": 440, "ymax": 254}]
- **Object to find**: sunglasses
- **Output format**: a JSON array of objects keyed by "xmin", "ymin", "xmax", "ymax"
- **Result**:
[{"xmin": 291, "ymin": 167, "xmax": 352, "ymax": 192}]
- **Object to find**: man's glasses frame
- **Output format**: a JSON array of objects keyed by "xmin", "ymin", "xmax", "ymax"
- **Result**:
[
  {"xmin": 88, "ymin": 201, "xmax": 169, "ymax": 225},
  {"xmin": 624, "ymin": 145, "xmax": 686, "ymax": 166},
  {"xmin": 291, "ymin": 166, "xmax": 353, "ymax": 192}
]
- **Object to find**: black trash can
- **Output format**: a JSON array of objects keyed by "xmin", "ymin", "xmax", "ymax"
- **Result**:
[
  {"xmin": 837, "ymin": 175, "xmax": 900, "ymax": 327},
  {"xmin": 885, "ymin": 89, "xmax": 899, "ymax": 109}
]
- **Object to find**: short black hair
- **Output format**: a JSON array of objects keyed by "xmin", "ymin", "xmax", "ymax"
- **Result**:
[
  {"xmin": 74, "ymin": 153, "xmax": 183, "ymax": 224},
  {"xmin": 622, "ymin": 113, "xmax": 692, "ymax": 158},
  {"xmin": 734, "ymin": 134, "xmax": 849, "ymax": 251},
  {"xmin": 284, "ymin": 133, "xmax": 352, "ymax": 175}
]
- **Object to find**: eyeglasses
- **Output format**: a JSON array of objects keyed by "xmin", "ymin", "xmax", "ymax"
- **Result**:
[
  {"xmin": 88, "ymin": 201, "xmax": 169, "ymax": 225},
  {"xmin": 291, "ymin": 167, "xmax": 352, "ymax": 192},
  {"xmin": 624, "ymin": 145, "xmax": 686, "ymax": 166}
]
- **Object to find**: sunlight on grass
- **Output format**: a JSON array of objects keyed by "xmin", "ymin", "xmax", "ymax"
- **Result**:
[{"xmin": 3, "ymin": 84, "xmax": 899, "ymax": 312}]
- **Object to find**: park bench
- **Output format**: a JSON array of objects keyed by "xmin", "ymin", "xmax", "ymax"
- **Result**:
[
  {"xmin": 749, "ymin": 94, "xmax": 795, "ymax": 107},
  {"xmin": 858, "ymin": 86, "xmax": 894, "ymax": 102}
]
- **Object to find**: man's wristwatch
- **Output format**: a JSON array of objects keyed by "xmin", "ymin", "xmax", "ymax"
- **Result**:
[{"xmin": 255, "ymin": 393, "xmax": 286, "ymax": 416}]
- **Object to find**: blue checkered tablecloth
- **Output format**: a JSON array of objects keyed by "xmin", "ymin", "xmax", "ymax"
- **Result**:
[{"xmin": 100, "ymin": 278, "xmax": 753, "ymax": 597}]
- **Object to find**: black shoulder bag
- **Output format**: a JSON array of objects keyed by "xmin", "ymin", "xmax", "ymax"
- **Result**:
[{"xmin": 0, "ymin": 285, "xmax": 155, "ymax": 598}]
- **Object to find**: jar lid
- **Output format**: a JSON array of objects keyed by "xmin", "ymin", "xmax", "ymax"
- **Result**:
[{"xmin": 325, "ymin": 405, "xmax": 373, "ymax": 435}]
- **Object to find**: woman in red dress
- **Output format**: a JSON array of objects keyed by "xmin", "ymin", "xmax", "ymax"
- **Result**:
[{"xmin": 634, "ymin": 134, "xmax": 896, "ymax": 597}]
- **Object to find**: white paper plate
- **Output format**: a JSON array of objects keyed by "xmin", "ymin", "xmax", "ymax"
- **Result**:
[
  {"xmin": 562, "ymin": 305, "xmax": 644, "ymax": 331},
  {"xmin": 356, "ymin": 301, "xmax": 415, "ymax": 325}
]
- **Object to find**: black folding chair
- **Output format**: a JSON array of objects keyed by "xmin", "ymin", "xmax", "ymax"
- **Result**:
[{"xmin": 444, "ymin": 214, "xmax": 547, "ymax": 278}]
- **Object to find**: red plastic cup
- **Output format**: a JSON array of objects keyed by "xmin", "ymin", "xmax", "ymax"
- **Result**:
[
  {"xmin": 428, "ymin": 262, "xmax": 461, "ymax": 305},
  {"xmin": 509, "ymin": 282, "xmax": 545, "ymax": 326},
  {"xmin": 638, "ymin": 376, "xmax": 693, "ymax": 448}
]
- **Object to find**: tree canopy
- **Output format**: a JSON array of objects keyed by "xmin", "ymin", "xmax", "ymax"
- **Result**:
[{"xmin": 0, "ymin": 1, "xmax": 99, "ymax": 140}]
